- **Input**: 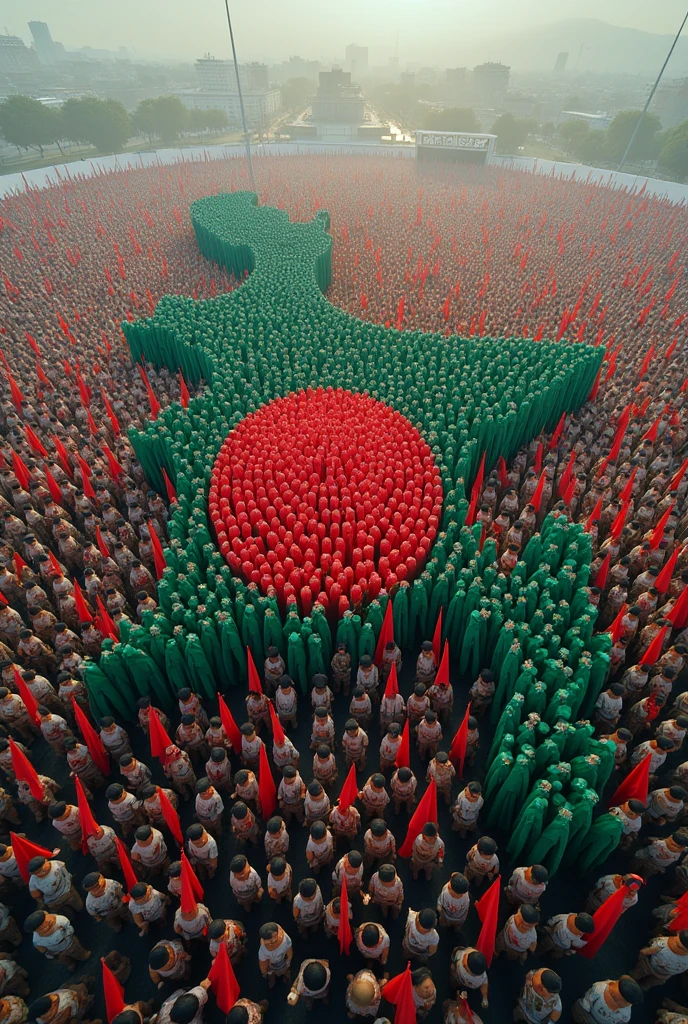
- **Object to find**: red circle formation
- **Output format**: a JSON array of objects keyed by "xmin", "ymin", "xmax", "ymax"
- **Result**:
[{"xmin": 209, "ymin": 387, "xmax": 443, "ymax": 616}]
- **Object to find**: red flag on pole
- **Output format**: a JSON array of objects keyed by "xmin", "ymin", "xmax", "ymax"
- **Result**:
[
  {"xmin": 208, "ymin": 933, "xmax": 240, "ymax": 1013},
  {"xmin": 434, "ymin": 640, "xmax": 450, "ymax": 686},
  {"xmin": 449, "ymin": 701, "xmax": 472, "ymax": 776},
  {"xmin": 395, "ymin": 718, "xmax": 411, "ymax": 769},
  {"xmin": 578, "ymin": 882, "xmax": 631, "ymax": 958},
  {"xmin": 9, "ymin": 832, "xmax": 53, "ymax": 883},
  {"xmin": 149, "ymin": 708, "xmax": 173, "ymax": 761},
  {"xmin": 217, "ymin": 693, "xmax": 242, "ymax": 753},
  {"xmin": 161, "ymin": 468, "xmax": 177, "ymax": 503},
  {"xmin": 383, "ymin": 661, "xmax": 400, "ymax": 699},
  {"xmin": 338, "ymin": 870, "xmax": 353, "ymax": 955},
  {"xmin": 337, "ymin": 763, "xmax": 359, "ymax": 813},
  {"xmin": 180, "ymin": 853, "xmax": 201, "ymax": 914},
  {"xmin": 380, "ymin": 962, "xmax": 416, "ymax": 1024},
  {"xmin": 178, "ymin": 371, "xmax": 190, "ymax": 409},
  {"xmin": 258, "ymin": 742, "xmax": 277, "ymax": 819},
  {"xmin": 399, "ymin": 779, "xmax": 438, "ymax": 857},
  {"xmin": 73, "ymin": 580, "xmax": 93, "ymax": 624},
  {"xmin": 669, "ymin": 458, "xmax": 688, "ymax": 492},
  {"xmin": 12, "ymin": 666, "xmax": 39, "ymax": 725},
  {"xmin": 607, "ymin": 752, "xmax": 651, "ymax": 809},
  {"xmin": 95, "ymin": 525, "xmax": 111, "ymax": 559},
  {"xmin": 667, "ymin": 583, "xmax": 688, "ymax": 630},
  {"xmin": 655, "ymin": 546, "xmax": 682, "ymax": 594},
  {"xmin": 585, "ymin": 497, "xmax": 603, "ymax": 533},
  {"xmin": 147, "ymin": 520, "xmax": 166, "ymax": 579},
  {"xmin": 431, "ymin": 609, "xmax": 443, "ymax": 663},
  {"xmin": 594, "ymin": 552, "xmax": 611, "ymax": 590},
  {"xmin": 639, "ymin": 625, "xmax": 669, "ymax": 667},
  {"xmin": 547, "ymin": 413, "xmax": 566, "ymax": 450},
  {"xmin": 75, "ymin": 776, "xmax": 99, "ymax": 854},
  {"xmin": 649, "ymin": 504, "xmax": 675, "ymax": 550},
  {"xmin": 247, "ymin": 647, "xmax": 263, "ymax": 694},
  {"xmin": 43, "ymin": 464, "xmax": 63, "ymax": 505},
  {"xmin": 181, "ymin": 851, "xmax": 204, "ymax": 902},
  {"xmin": 115, "ymin": 837, "xmax": 138, "ymax": 894},
  {"xmin": 530, "ymin": 470, "xmax": 547, "ymax": 514},
  {"xmin": 373, "ymin": 600, "xmax": 394, "ymax": 667},
  {"xmin": 157, "ymin": 786, "xmax": 183, "ymax": 845},
  {"xmin": 71, "ymin": 697, "xmax": 110, "ymax": 777},
  {"xmin": 101, "ymin": 956, "xmax": 125, "ymax": 1023},
  {"xmin": 475, "ymin": 875, "xmax": 501, "ymax": 967},
  {"xmin": 9, "ymin": 737, "xmax": 44, "ymax": 801}
]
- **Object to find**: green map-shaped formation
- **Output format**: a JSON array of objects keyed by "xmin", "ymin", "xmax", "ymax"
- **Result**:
[{"xmin": 102, "ymin": 191, "xmax": 606, "ymax": 705}]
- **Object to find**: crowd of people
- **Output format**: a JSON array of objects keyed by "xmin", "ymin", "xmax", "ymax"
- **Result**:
[{"xmin": 0, "ymin": 155, "xmax": 683, "ymax": 1023}]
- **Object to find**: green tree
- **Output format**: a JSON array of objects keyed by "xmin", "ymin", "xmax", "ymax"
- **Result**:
[
  {"xmin": 658, "ymin": 121, "xmax": 688, "ymax": 181},
  {"xmin": 606, "ymin": 109, "xmax": 662, "ymax": 163},
  {"xmin": 61, "ymin": 97, "xmax": 132, "ymax": 153},
  {"xmin": 203, "ymin": 108, "xmax": 229, "ymax": 131},
  {"xmin": 0, "ymin": 95, "xmax": 62, "ymax": 157},
  {"xmin": 151, "ymin": 96, "xmax": 188, "ymax": 145},
  {"xmin": 424, "ymin": 107, "xmax": 478, "ymax": 133},
  {"xmin": 558, "ymin": 119, "xmax": 590, "ymax": 155},
  {"xmin": 281, "ymin": 77, "xmax": 315, "ymax": 111},
  {"xmin": 540, "ymin": 121, "xmax": 556, "ymax": 140},
  {"xmin": 133, "ymin": 98, "xmax": 157, "ymax": 143},
  {"xmin": 491, "ymin": 113, "xmax": 535, "ymax": 154},
  {"xmin": 574, "ymin": 129, "xmax": 609, "ymax": 165}
]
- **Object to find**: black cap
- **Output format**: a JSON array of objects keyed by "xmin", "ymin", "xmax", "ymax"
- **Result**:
[{"xmin": 540, "ymin": 970, "xmax": 562, "ymax": 994}]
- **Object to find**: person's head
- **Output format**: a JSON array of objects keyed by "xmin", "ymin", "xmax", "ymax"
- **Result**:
[
  {"xmin": 48, "ymin": 801, "xmax": 67, "ymax": 820},
  {"xmin": 27, "ymin": 856, "xmax": 49, "ymax": 877},
  {"xmin": 573, "ymin": 913, "xmax": 595, "ymax": 935},
  {"xmin": 614, "ymin": 976, "xmax": 643, "ymax": 1007},
  {"xmin": 538, "ymin": 970, "xmax": 562, "ymax": 996},
  {"xmin": 112, "ymin": 1012, "xmax": 144, "ymax": 1024},
  {"xmin": 130, "ymin": 883, "xmax": 149, "ymax": 902},
  {"xmin": 230, "ymin": 855, "xmax": 247, "ymax": 875},
  {"xmin": 282, "ymin": 765, "xmax": 296, "ymax": 780},
  {"xmin": 259, "ymin": 921, "xmax": 281, "ymax": 947},
  {"xmin": 449, "ymin": 872, "xmax": 469, "ymax": 894},
  {"xmin": 414, "ymin": 683, "xmax": 426, "ymax": 697},
  {"xmin": 302, "ymin": 961, "xmax": 328, "ymax": 993},
  {"xmin": 316, "ymin": 744, "xmax": 331, "ymax": 759},
  {"xmin": 627, "ymin": 799, "xmax": 647, "ymax": 815},
  {"xmin": 371, "ymin": 773, "xmax": 385, "ymax": 788},
  {"xmin": 299, "ymin": 878, "xmax": 317, "ymax": 899},
  {"xmin": 226, "ymin": 1008, "xmax": 249, "ymax": 1024},
  {"xmin": 397, "ymin": 767, "xmax": 412, "ymax": 783},
  {"xmin": 530, "ymin": 864, "xmax": 548, "ymax": 884},
  {"xmin": 378, "ymin": 864, "xmax": 396, "ymax": 883},
  {"xmin": 187, "ymin": 823, "xmax": 204, "ymax": 843},
  {"xmin": 519, "ymin": 904, "xmax": 540, "ymax": 926},
  {"xmin": 149, "ymin": 944, "xmax": 173, "ymax": 970},
  {"xmin": 232, "ymin": 801, "xmax": 248, "ymax": 820},
  {"xmin": 267, "ymin": 816, "xmax": 284, "ymax": 834},
  {"xmin": 25, "ymin": 910, "xmax": 48, "ymax": 934},
  {"xmin": 349, "ymin": 976, "xmax": 377, "ymax": 1008},
  {"xmin": 82, "ymin": 872, "xmax": 103, "ymax": 893},
  {"xmin": 345, "ymin": 719, "xmax": 358, "ymax": 734},
  {"xmin": 421, "ymin": 641, "xmax": 433, "ymax": 653},
  {"xmin": 361, "ymin": 923, "xmax": 380, "ymax": 948},
  {"xmin": 466, "ymin": 950, "xmax": 486, "ymax": 976},
  {"xmin": 28, "ymin": 996, "xmax": 55, "ymax": 1022},
  {"xmin": 210, "ymin": 747, "xmax": 226, "ymax": 763},
  {"xmin": 135, "ymin": 825, "xmax": 152, "ymax": 843},
  {"xmin": 269, "ymin": 856, "xmax": 286, "ymax": 878},
  {"xmin": 310, "ymin": 821, "xmax": 326, "ymax": 841},
  {"xmin": 468, "ymin": 781, "xmax": 482, "ymax": 796},
  {"xmin": 107, "ymin": 783, "xmax": 124, "ymax": 802},
  {"xmin": 370, "ymin": 818, "xmax": 387, "ymax": 838},
  {"xmin": 417, "ymin": 908, "xmax": 437, "ymax": 931},
  {"xmin": 169, "ymin": 994, "xmax": 201, "ymax": 1024},
  {"xmin": 477, "ymin": 836, "xmax": 496, "ymax": 855},
  {"xmin": 421, "ymin": 822, "xmax": 437, "ymax": 840},
  {"xmin": 679, "ymin": 931, "xmax": 688, "ymax": 951}
]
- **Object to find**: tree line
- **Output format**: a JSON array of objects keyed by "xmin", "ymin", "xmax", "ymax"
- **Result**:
[
  {"xmin": 557, "ymin": 110, "xmax": 688, "ymax": 181},
  {"xmin": 0, "ymin": 95, "xmax": 230, "ymax": 158}
]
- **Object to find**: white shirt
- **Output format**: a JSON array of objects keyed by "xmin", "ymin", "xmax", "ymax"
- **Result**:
[
  {"xmin": 86, "ymin": 879, "xmax": 124, "ymax": 917},
  {"xmin": 29, "ymin": 862, "xmax": 72, "ymax": 902},
  {"xmin": 546, "ymin": 914, "xmax": 587, "ymax": 951},
  {"xmin": 258, "ymin": 933, "xmax": 292, "ymax": 971},
  {"xmin": 437, "ymin": 885, "xmax": 470, "ymax": 923},
  {"xmin": 404, "ymin": 910, "xmax": 438, "ymax": 953},
  {"xmin": 579, "ymin": 982, "xmax": 631, "ymax": 1023},
  {"xmin": 130, "ymin": 888, "xmax": 165, "ymax": 922},
  {"xmin": 155, "ymin": 986, "xmax": 208, "ymax": 1024},
  {"xmin": 33, "ymin": 916, "xmax": 74, "ymax": 954}
]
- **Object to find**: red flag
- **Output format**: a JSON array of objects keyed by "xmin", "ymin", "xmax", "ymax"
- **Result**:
[
  {"xmin": 100, "ymin": 390, "xmax": 121, "ymax": 436},
  {"xmin": 533, "ymin": 442, "xmax": 543, "ymax": 475},
  {"xmin": 434, "ymin": 640, "xmax": 450, "ymax": 686},
  {"xmin": 381, "ymin": 962, "xmax": 416, "ymax": 1024},
  {"xmin": 180, "ymin": 852, "xmax": 202, "ymax": 913},
  {"xmin": 398, "ymin": 779, "xmax": 438, "ymax": 857},
  {"xmin": 95, "ymin": 525, "xmax": 111, "ymax": 559},
  {"xmin": 71, "ymin": 698, "xmax": 110, "ymax": 777},
  {"xmin": 588, "ymin": 365, "xmax": 603, "ymax": 402},
  {"xmin": 395, "ymin": 718, "xmax": 411, "ymax": 769},
  {"xmin": 24, "ymin": 424, "xmax": 48, "ymax": 459},
  {"xmin": 338, "ymin": 870, "xmax": 353, "ymax": 955},
  {"xmin": 12, "ymin": 666, "xmax": 39, "ymax": 725},
  {"xmin": 557, "ymin": 449, "xmax": 576, "ymax": 497},
  {"xmin": 585, "ymin": 497, "xmax": 603, "ymax": 533},
  {"xmin": 101, "ymin": 444, "xmax": 124, "ymax": 483},
  {"xmin": 96, "ymin": 595, "xmax": 118, "ymax": 640},
  {"xmin": 639, "ymin": 625, "xmax": 669, "ymax": 667},
  {"xmin": 594, "ymin": 553, "xmax": 611, "ymax": 590},
  {"xmin": 247, "ymin": 647, "xmax": 263, "ymax": 694},
  {"xmin": 48, "ymin": 551, "xmax": 64, "ymax": 578},
  {"xmin": 208, "ymin": 933, "xmax": 240, "ymax": 1013},
  {"xmin": 338, "ymin": 763, "xmax": 359, "ymax": 813},
  {"xmin": 6, "ymin": 372, "xmax": 25, "ymax": 414},
  {"xmin": 9, "ymin": 737, "xmax": 44, "ymax": 801},
  {"xmin": 667, "ymin": 583, "xmax": 688, "ymax": 630},
  {"xmin": 73, "ymin": 580, "xmax": 93, "ymax": 624},
  {"xmin": 178, "ymin": 371, "xmax": 190, "ymax": 409},
  {"xmin": 162, "ymin": 468, "xmax": 177, "ymax": 503},
  {"xmin": 669, "ymin": 458, "xmax": 688, "ymax": 492},
  {"xmin": 496, "ymin": 455, "xmax": 509, "ymax": 489},
  {"xmin": 449, "ymin": 701, "xmax": 472, "ymax": 776},
  {"xmin": 475, "ymin": 874, "xmax": 501, "ymax": 967},
  {"xmin": 75, "ymin": 776, "xmax": 100, "ymax": 853},
  {"xmin": 610, "ymin": 501, "xmax": 630, "ymax": 540},
  {"xmin": 149, "ymin": 707, "xmax": 173, "ymax": 761},
  {"xmin": 114, "ymin": 836, "xmax": 138, "ymax": 894},
  {"xmin": 383, "ymin": 661, "xmax": 400, "ymax": 699},
  {"xmin": 606, "ymin": 605, "xmax": 628, "ymax": 644},
  {"xmin": 217, "ymin": 693, "xmax": 242, "ymax": 753},
  {"xmin": 267, "ymin": 700, "xmax": 286, "ymax": 746},
  {"xmin": 9, "ymin": 832, "xmax": 53, "ymax": 883},
  {"xmin": 667, "ymin": 892, "xmax": 688, "ymax": 932},
  {"xmin": 373, "ymin": 599, "xmax": 395, "ymax": 666},
  {"xmin": 431, "ymin": 609, "xmax": 443, "ymax": 663},
  {"xmin": 656, "ymin": 546, "xmax": 682, "ymax": 594},
  {"xmin": 258, "ymin": 742, "xmax": 277, "ymax": 819},
  {"xmin": 43, "ymin": 464, "xmax": 63, "ymax": 505},
  {"xmin": 148, "ymin": 520, "xmax": 166, "ymax": 579},
  {"xmin": 11, "ymin": 450, "xmax": 31, "ymax": 490},
  {"xmin": 649, "ymin": 503, "xmax": 675, "ymax": 550},
  {"xmin": 471, "ymin": 451, "xmax": 487, "ymax": 503},
  {"xmin": 618, "ymin": 467, "xmax": 638, "ymax": 504},
  {"xmin": 578, "ymin": 883, "xmax": 630, "ymax": 959},
  {"xmin": 101, "ymin": 956, "xmax": 125, "ymax": 1023},
  {"xmin": 642, "ymin": 413, "xmax": 663, "ymax": 443},
  {"xmin": 530, "ymin": 469, "xmax": 547, "ymax": 514},
  {"xmin": 607, "ymin": 752, "xmax": 651, "ymax": 809},
  {"xmin": 547, "ymin": 413, "xmax": 565, "ymax": 450},
  {"xmin": 157, "ymin": 785, "xmax": 183, "ymax": 845}
]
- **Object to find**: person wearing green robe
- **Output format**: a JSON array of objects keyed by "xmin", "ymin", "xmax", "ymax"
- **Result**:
[
  {"xmin": 183, "ymin": 634, "xmax": 216, "ymax": 701},
  {"xmin": 488, "ymin": 694, "xmax": 525, "ymax": 765},
  {"xmin": 490, "ymin": 642, "xmax": 522, "ymax": 726},
  {"xmin": 121, "ymin": 644, "xmax": 173, "ymax": 708},
  {"xmin": 563, "ymin": 787, "xmax": 599, "ymax": 865},
  {"xmin": 588, "ymin": 738, "xmax": 617, "ymax": 794},
  {"xmin": 575, "ymin": 812, "xmax": 624, "ymax": 874},
  {"xmin": 485, "ymin": 753, "xmax": 532, "ymax": 830},
  {"xmin": 484, "ymin": 749, "xmax": 515, "ymax": 803},
  {"xmin": 570, "ymin": 754, "xmax": 600, "ymax": 792},
  {"xmin": 83, "ymin": 658, "xmax": 133, "ymax": 721},
  {"xmin": 526, "ymin": 805, "xmax": 573, "ymax": 876},
  {"xmin": 507, "ymin": 796, "xmax": 549, "ymax": 861}
]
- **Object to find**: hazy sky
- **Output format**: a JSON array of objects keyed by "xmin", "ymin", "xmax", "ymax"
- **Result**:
[{"xmin": 4, "ymin": 0, "xmax": 688, "ymax": 62}]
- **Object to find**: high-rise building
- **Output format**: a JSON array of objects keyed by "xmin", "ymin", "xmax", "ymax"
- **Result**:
[
  {"xmin": 288, "ymin": 67, "xmax": 388, "ymax": 141},
  {"xmin": 0, "ymin": 34, "xmax": 40, "ymax": 78},
  {"xmin": 553, "ymin": 52, "xmax": 569, "ymax": 74},
  {"xmin": 28, "ymin": 21, "xmax": 56, "ymax": 64},
  {"xmin": 345, "ymin": 44, "xmax": 368, "ymax": 79},
  {"xmin": 471, "ymin": 61, "xmax": 510, "ymax": 108},
  {"xmin": 195, "ymin": 57, "xmax": 269, "ymax": 93},
  {"xmin": 178, "ymin": 56, "xmax": 280, "ymax": 129}
]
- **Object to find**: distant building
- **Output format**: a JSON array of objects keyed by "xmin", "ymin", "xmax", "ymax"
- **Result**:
[
  {"xmin": 271, "ymin": 56, "xmax": 320, "ymax": 84},
  {"xmin": 558, "ymin": 110, "xmax": 611, "ymax": 130},
  {"xmin": 287, "ymin": 67, "xmax": 388, "ymax": 141},
  {"xmin": 29, "ymin": 21, "xmax": 56, "ymax": 64},
  {"xmin": 654, "ymin": 78, "xmax": 688, "ymax": 129},
  {"xmin": 445, "ymin": 67, "xmax": 468, "ymax": 103},
  {"xmin": 0, "ymin": 33, "xmax": 40, "ymax": 82},
  {"xmin": 553, "ymin": 52, "xmax": 569, "ymax": 74},
  {"xmin": 400, "ymin": 72, "xmax": 416, "ymax": 89},
  {"xmin": 345, "ymin": 44, "xmax": 368, "ymax": 79},
  {"xmin": 178, "ymin": 56, "xmax": 280, "ymax": 129},
  {"xmin": 472, "ymin": 61, "xmax": 510, "ymax": 107}
]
